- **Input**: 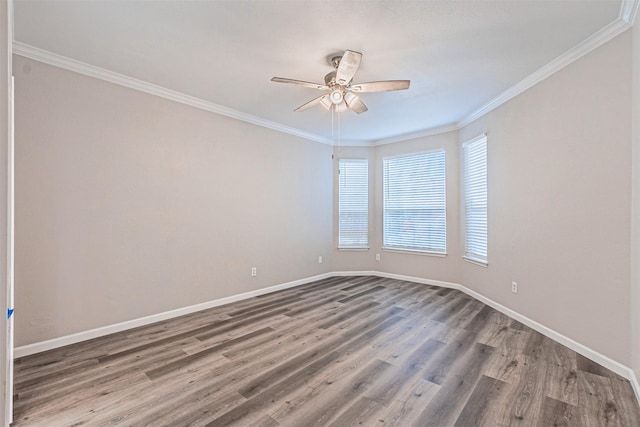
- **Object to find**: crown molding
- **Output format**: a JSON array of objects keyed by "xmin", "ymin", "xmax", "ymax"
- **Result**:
[
  {"xmin": 10, "ymin": 42, "xmax": 455, "ymax": 148},
  {"xmin": 12, "ymin": 41, "xmax": 334, "ymax": 146},
  {"xmin": 372, "ymin": 123, "xmax": 460, "ymax": 146},
  {"xmin": 458, "ymin": 16, "xmax": 634, "ymax": 129},
  {"xmin": 620, "ymin": 0, "xmax": 639, "ymax": 24},
  {"xmin": 336, "ymin": 139, "xmax": 378, "ymax": 147},
  {"xmin": 377, "ymin": 1, "xmax": 638, "ymax": 141},
  {"xmin": 12, "ymin": 0, "xmax": 638, "ymax": 147},
  {"xmin": 368, "ymin": 0, "xmax": 639, "ymax": 139}
]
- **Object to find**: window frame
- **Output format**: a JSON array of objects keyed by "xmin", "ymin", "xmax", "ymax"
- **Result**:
[
  {"xmin": 382, "ymin": 149, "xmax": 447, "ymax": 256},
  {"xmin": 462, "ymin": 134, "xmax": 488, "ymax": 266},
  {"xmin": 337, "ymin": 158, "xmax": 369, "ymax": 250}
]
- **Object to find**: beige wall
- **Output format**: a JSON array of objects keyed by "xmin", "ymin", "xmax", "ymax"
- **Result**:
[
  {"xmin": 632, "ymin": 20, "xmax": 640, "ymax": 383},
  {"xmin": 460, "ymin": 31, "xmax": 632, "ymax": 364},
  {"xmin": 332, "ymin": 31, "xmax": 633, "ymax": 366},
  {"xmin": 12, "ymin": 18, "xmax": 637, "ymax": 378},
  {"xmin": 13, "ymin": 56, "xmax": 334, "ymax": 347},
  {"xmin": 373, "ymin": 132, "xmax": 462, "ymax": 284}
]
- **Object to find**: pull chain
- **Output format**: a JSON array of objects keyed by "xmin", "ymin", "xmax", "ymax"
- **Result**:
[
  {"xmin": 337, "ymin": 109, "xmax": 341, "ymax": 153},
  {"xmin": 331, "ymin": 105, "xmax": 338, "ymax": 159},
  {"xmin": 331, "ymin": 105, "xmax": 342, "ymax": 157}
]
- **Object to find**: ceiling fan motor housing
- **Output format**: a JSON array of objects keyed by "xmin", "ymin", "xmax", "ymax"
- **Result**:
[{"xmin": 324, "ymin": 70, "xmax": 337, "ymax": 86}]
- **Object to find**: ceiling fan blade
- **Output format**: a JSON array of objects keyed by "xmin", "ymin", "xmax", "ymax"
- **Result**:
[
  {"xmin": 349, "ymin": 80, "xmax": 410, "ymax": 93},
  {"xmin": 294, "ymin": 94, "xmax": 329, "ymax": 112},
  {"xmin": 344, "ymin": 92, "xmax": 368, "ymax": 114},
  {"xmin": 335, "ymin": 50, "xmax": 362, "ymax": 86},
  {"xmin": 271, "ymin": 77, "xmax": 328, "ymax": 90}
]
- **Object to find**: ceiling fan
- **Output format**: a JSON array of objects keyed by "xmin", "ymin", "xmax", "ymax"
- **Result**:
[{"xmin": 271, "ymin": 50, "xmax": 410, "ymax": 114}]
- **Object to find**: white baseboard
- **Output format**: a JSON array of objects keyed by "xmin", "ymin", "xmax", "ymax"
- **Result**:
[
  {"xmin": 459, "ymin": 281, "xmax": 635, "ymax": 380},
  {"xmin": 14, "ymin": 270, "xmax": 640, "ymax": 405},
  {"xmin": 333, "ymin": 271, "xmax": 460, "ymax": 290},
  {"xmin": 331, "ymin": 270, "xmax": 377, "ymax": 277},
  {"xmin": 14, "ymin": 272, "xmax": 333, "ymax": 358},
  {"xmin": 333, "ymin": 270, "xmax": 640, "ymax": 390},
  {"xmin": 352, "ymin": 270, "xmax": 640, "ymax": 403},
  {"xmin": 373, "ymin": 271, "xmax": 460, "ymax": 290}
]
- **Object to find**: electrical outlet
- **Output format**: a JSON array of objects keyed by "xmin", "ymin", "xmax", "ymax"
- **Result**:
[
  {"xmin": 375, "ymin": 253, "xmax": 381, "ymax": 261},
  {"xmin": 512, "ymin": 281, "xmax": 518, "ymax": 293},
  {"xmin": 251, "ymin": 267, "xmax": 257, "ymax": 277},
  {"xmin": 318, "ymin": 256, "xmax": 323, "ymax": 264}
]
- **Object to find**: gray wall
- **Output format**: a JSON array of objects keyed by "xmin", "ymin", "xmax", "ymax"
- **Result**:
[
  {"xmin": 632, "ymin": 19, "xmax": 640, "ymax": 387},
  {"xmin": 14, "ymin": 56, "xmax": 334, "ymax": 346}
]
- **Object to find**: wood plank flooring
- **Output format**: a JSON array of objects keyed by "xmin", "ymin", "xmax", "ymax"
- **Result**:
[{"xmin": 12, "ymin": 276, "xmax": 640, "ymax": 426}]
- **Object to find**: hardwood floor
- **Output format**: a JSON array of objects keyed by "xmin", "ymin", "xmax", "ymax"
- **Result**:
[{"xmin": 12, "ymin": 276, "xmax": 640, "ymax": 426}]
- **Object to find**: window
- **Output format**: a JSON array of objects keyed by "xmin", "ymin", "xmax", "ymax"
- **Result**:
[
  {"xmin": 338, "ymin": 159, "xmax": 368, "ymax": 248},
  {"xmin": 383, "ymin": 150, "xmax": 446, "ymax": 254},
  {"xmin": 462, "ymin": 135, "xmax": 488, "ymax": 264}
]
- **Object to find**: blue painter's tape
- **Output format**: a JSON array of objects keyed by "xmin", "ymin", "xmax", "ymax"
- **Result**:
[{"xmin": 7, "ymin": 309, "xmax": 13, "ymax": 319}]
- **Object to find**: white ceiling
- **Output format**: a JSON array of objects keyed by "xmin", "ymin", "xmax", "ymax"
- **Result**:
[{"xmin": 13, "ymin": 0, "xmax": 631, "ymax": 144}]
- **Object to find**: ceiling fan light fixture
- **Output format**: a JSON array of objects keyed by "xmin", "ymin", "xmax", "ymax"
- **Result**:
[
  {"xmin": 344, "ymin": 91, "xmax": 357, "ymax": 104},
  {"xmin": 330, "ymin": 90, "xmax": 343, "ymax": 104},
  {"xmin": 320, "ymin": 96, "xmax": 332, "ymax": 110},
  {"xmin": 335, "ymin": 101, "xmax": 348, "ymax": 113}
]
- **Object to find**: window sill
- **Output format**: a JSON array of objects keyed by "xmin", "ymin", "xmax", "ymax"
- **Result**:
[
  {"xmin": 338, "ymin": 246, "xmax": 370, "ymax": 252},
  {"xmin": 463, "ymin": 256, "xmax": 488, "ymax": 267},
  {"xmin": 382, "ymin": 247, "xmax": 447, "ymax": 258}
]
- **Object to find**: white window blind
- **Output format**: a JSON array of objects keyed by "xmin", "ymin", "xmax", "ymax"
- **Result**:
[
  {"xmin": 463, "ymin": 135, "xmax": 488, "ymax": 263},
  {"xmin": 338, "ymin": 159, "xmax": 369, "ymax": 248},
  {"xmin": 383, "ymin": 150, "xmax": 446, "ymax": 254}
]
